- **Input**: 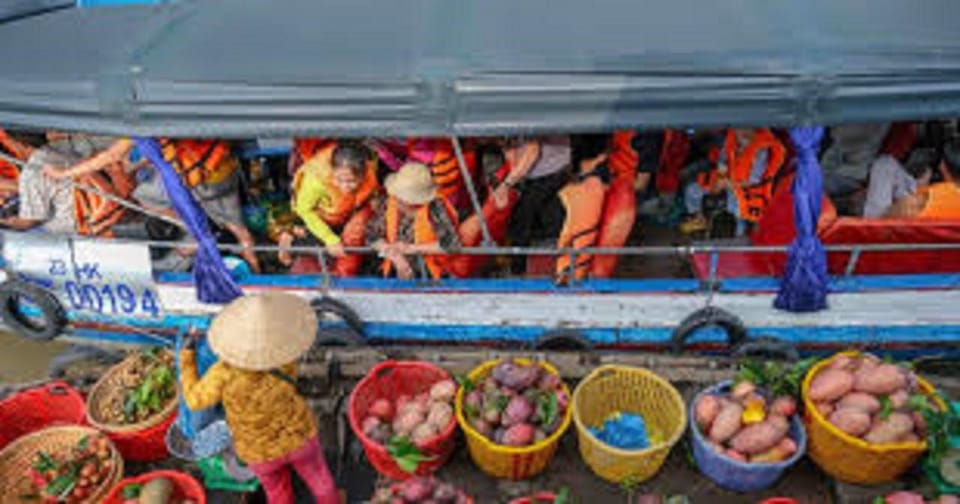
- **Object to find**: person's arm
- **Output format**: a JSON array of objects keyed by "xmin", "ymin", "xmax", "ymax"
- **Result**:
[
  {"xmin": 504, "ymin": 140, "xmax": 541, "ymax": 183},
  {"xmin": 43, "ymin": 138, "xmax": 133, "ymax": 180},
  {"xmin": 0, "ymin": 128, "xmax": 34, "ymax": 159},
  {"xmin": 407, "ymin": 200, "xmax": 462, "ymax": 254},
  {"xmin": 292, "ymin": 170, "xmax": 341, "ymax": 246},
  {"xmin": 179, "ymin": 350, "xmax": 228, "ymax": 411},
  {"xmin": 886, "ymin": 192, "xmax": 927, "ymax": 218},
  {"xmin": 0, "ymin": 216, "xmax": 41, "ymax": 230}
]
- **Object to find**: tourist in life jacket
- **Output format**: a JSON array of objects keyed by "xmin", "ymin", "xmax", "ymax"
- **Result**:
[
  {"xmin": 554, "ymin": 134, "xmax": 611, "ymax": 284},
  {"xmin": 291, "ymin": 141, "xmax": 379, "ymax": 276},
  {"xmin": 885, "ymin": 141, "xmax": 960, "ymax": 219},
  {"xmin": 365, "ymin": 162, "xmax": 462, "ymax": 280},
  {"xmin": 179, "ymin": 293, "xmax": 339, "ymax": 504},
  {"xmin": 129, "ymin": 139, "xmax": 262, "ymax": 272},
  {"xmin": 862, "ymin": 148, "xmax": 937, "ymax": 218},
  {"xmin": 681, "ymin": 128, "xmax": 786, "ymax": 236}
]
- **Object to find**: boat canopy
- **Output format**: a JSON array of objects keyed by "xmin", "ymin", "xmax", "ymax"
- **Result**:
[{"xmin": 1, "ymin": 0, "xmax": 960, "ymax": 137}]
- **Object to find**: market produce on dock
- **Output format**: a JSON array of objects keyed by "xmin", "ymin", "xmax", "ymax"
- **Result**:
[
  {"xmin": 694, "ymin": 380, "xmax": 799, "ymax": 463},
  {"xmin": 24, "ymin": 433, "xmax": 115, "ymax": 503},
  {"xmin": 370, "ymin": 476, "xmax": 472, "ymax": 503},
  {"xmin": 91, "ymin": 349, "xmax": 175, "ymax": 426},
  {"xmin": 120, "ymin": 477, "xmax": 198, "ymax": 504},
  {"xmin": 361, "ymin": 378, "xmax": 457, "ymax": 446},
  {"xmin": 461, "ymin": 359, "xmax": 568, "ymax": 447},
  {"xmin": 808, "ymin": 354, "xmax": 933, "ymax": 444}
]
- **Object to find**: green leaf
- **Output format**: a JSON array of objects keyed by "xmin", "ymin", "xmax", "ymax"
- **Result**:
[
  {"xmin": 77, "ymin": 436, "xmax": 90, "ymax": 453},
  {"xmin": 882, "ymin": 354, "xmax": 894, "ymax": 364},
  {"xmin": 537, "ymin": 392, "xmax": 559, "ymax": 430},
  {"xmin": 122, "ymin": 483, "xmax": 143, "ymax": 500},
  {"xmin": 871, "ymin": 498, "xmax": 885, "ymax": 504},
  {"xmin": 33, "ymin": 451, "xmax": 57, "ymax": 472},
  {"xmin": 46, "ymin": 470, "xmax": 78, "ymax": 500},
  {"xmin": 555, "ymin": 486, "xmax": 571, "ymax": 504},
  {"xmin": 493, "ymin": 395, "xmax": 510, "ymax": 412},
  {"xmin": 464, "ymin": 403, "xmax": 479, "ymax": 420},
  {"xmin": 455, "ymin": 375, "xmax": 474, "ymax": 393},
  {"xmin": 878, "ymin": 396, "xmax": 894, "ymax": 420},
  {"xmin": 395, "ymin": 456, "xmax": 419, "ymax": 474}
]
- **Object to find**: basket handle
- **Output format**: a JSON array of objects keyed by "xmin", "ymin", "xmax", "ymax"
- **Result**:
[
  {"xmin": 372, "ymin": 360, "xmax": 398, "ymax": 380},
  {"xmin": 584, "ymin": 364, "xmax": 619, "ymax": 382}
]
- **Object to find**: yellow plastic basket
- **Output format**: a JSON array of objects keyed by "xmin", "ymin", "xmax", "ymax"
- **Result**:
[
  {"xmin": 572, "ymin": 365, "xmax": 687, "ymax": 484},
  {"xmin": 454, "ymin": 358, "xmax": 573, "ymax": 480},
  {"xmin": 802, "ymin": 350, "xmax": 947, "ymax": 485}
]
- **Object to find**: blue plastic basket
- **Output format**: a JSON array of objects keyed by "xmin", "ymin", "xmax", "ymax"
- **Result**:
[{"xmin": 689, "ymin": 381, "xmax": 807, "ymax": 493}]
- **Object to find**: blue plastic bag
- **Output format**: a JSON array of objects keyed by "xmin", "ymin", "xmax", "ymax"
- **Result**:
[
  {"xmin": 588, "ymin": 412, "xmax": 650, "ymax": 450},
  {"xmin": 174, "ymin": 334, "xmax": 223, "ymax": 439}
]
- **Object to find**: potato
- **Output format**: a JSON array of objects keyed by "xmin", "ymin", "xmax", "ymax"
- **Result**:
[
  {"xmin": 429, "ymin": 380, "xmax": 457, "ymax": 403},
  {"xmin": 138, "ymin": 477, "xmax": 174, "ymax": 504},
  {"xmin": 888, "ymin": 389, "xmax": 909, "ymax": 410},
  {"xmin": 770, "ymin": 396, "xmax": 797, "ymax": 417},
  {"xmin": 814, "ymin": 402, "xmax": 834, "ymax": 418},
  {"xmin": 836, "ymin": 392, "xmax": 881, "ymax": 414},
  {"xmin": 729, "ymin": 416, "xmax": 789, "ymax": 454},
  {"xmin": 853, "ymin": 364, "xmax": 907, "ymax": 396},
  {"xmin": 427, "ymin": 402, "xmax": 454, "ymax": 431},
  {"xmin": 411, "ymin": 422, "xmax": 439, "ymax": 444},
  {"xmin": 695, "ymin": 395, "xmax": 721, "ymax": 430},
  {"xmin": 864, "ymin": 412, "xmax": 914, "ymax": 445},
  {"xmin": 708, "ymin": 403, "xmax": 743, "ymax": 444},
  {"xmin": 393, "ymin": 410, "xmax": 425, "ymax": 436},
  {"xmin": 808, "ymin": 369, "xmax": 854, "ymax": 402},
  {"xmin": 828, "ymin": 408, "xmax": 871, "ymax": 437}
]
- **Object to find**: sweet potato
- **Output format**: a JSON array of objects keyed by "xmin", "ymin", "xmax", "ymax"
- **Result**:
[
  {"xmin": 828, "ymin": 408, "xmax": 871, "ymax": 437},
  {"xmin": 770, "ymin": 396, "xmax": 797, "ymax": 417},
  {"xmin": 814, "ymin": 402, "xmax": 834, "ymax": 417},
  {"xmin": 864, "ymin": 412, "xmax": 914, "ymax": 445},
  {"xmin": 731, "ymin": 381, "xmax": 756, "ymax": 401},
  {"xmin": 695, "ymin": 395, "xmax": 721, "ymax": 430},
  {"xmin": 808, "ymin": 369, "xmax": 854, "ymax": 402},
  {"xmin": 836, "ymin": 392, "xmax": 881, "ymax": 414},
  {"xmin": 898, "ymin": 432, "xmax": 920, "ymax": 443},
  {"xmin": 724, "ymin": 449, "xmax": 747, "ymax": 462},
  {"xmin": 708, "ymin": 403, "xmax": 743, "ymax": 444},
  {"xmin": 884, "ymin": 491, "xmax": 924, "ymax": 504},
  {"xmin": 729, "ymin": 416, "xmax": 789, "ymax": 454},
  {"xmin": 888, "ymin": 389, "xmax": 909, "ymax": 410},
  {"xmin": 853, "ymin": 364, "xmax": 907, "ymax": 395},
  {"xmin": 750, "ymin": 442, "xmax": 791, "ymax": 464},
  {"xmin": 827, "ymin": 355, "xmax": 855, "ymax": 371}
]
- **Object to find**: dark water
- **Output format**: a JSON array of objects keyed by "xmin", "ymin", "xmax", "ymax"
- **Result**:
[{"xmin": 0, "ymin": 330, "xmax": 66, "ymax": 384}]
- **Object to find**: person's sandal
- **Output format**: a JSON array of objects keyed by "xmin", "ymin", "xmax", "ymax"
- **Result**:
[{"xmin": 679, "ymin": 214, "xmax": 707, "ymax": 234}]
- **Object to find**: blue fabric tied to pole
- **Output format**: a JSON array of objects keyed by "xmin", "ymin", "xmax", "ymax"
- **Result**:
[
  {"xmin": 774, "ymin": 127, "xmax": 829, "ymax": 312},
  {"xmin": 133, "ymin": 137, "xmax": 243, "ymax": 303}
]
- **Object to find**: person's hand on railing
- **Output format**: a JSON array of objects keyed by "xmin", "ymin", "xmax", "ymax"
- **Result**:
[{"xmin": 326, "ymin": 242, "xmax": 346, "ymax": 258}]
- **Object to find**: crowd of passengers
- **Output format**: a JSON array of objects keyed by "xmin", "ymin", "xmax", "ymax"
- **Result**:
[{"xmin": 0, "ymin": 122, "xmax": 958, "ymax": 282}]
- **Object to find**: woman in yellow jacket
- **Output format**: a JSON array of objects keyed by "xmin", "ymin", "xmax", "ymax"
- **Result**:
[{"xmin": 179, "ymin": 292, "xmax": 337, "ymax": 504}]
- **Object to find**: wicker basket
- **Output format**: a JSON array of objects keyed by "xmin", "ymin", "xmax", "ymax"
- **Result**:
[
  {"xmin": 86, "ymin": 351, "xmax": 179, "ymax": 461},
  {"xmin": 0, "ymin": 425, "xmax": 123, "ymax": 504}
]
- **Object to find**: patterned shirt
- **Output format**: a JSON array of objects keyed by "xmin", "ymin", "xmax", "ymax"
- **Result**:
[{"xmin": 365, "ymin": 197, "xmax": 461, "ymax": 277}]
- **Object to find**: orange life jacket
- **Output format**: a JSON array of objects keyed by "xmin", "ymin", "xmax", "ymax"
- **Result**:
[
  {"xmin": 555, "ymin": 174, "xmax": 607, "ymax": 283},
  {"xmin": 160, "ymin": 139, "xmax": 233, "ymax": 187},
  {"xmin": 294, "ymin": 138, "xmax": 338, "ymax": 168},
  {"xmin": 381, "ymin": 196, "xmax": 459, "ymax": 280},
  {"xmin": 698, "ymin": 129, "xmax": 786, "ymax": 222},
  {"xmin": 73, "ymin": 164, "xmax": 135, "ymax": 237},
  {"xmin": 918, "ymin": 182, "xmax": 960, "ymax": 219},
  {"xmin": 408, "ymin": 139, "xmax": 476, "ymax": 202},
  {"xmin": 591, "ymin": 131, "xmax": 638, "ymax": 278},
  {"xmin": 291, "ymin": 143, "xmax": 380, "ymax": 227}
]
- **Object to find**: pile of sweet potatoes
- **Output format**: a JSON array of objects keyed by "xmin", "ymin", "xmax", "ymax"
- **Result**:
[
  {"xmin": 361, "ymin": 379, "xmax": 458, "ymax": 446},
  {"xmin": 807, "ymin": 354, "xmax": 932, "ymax": 445},
  {"xmin": 695, "ymin": 382, "xmax": 799, "ymax": 464}
]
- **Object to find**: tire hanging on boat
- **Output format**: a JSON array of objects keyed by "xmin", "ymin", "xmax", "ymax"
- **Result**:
[
  {"xmin": 310, "ymin": 296, "xmax": 366, "ymax": 346},
  {"xmin": 732, "ymin": 336, "xmax": 799, "ymax": 362},
  {"xmin": 670, "ymin": 306, "xmax": 748, "ymax": 353},
  {"xmin": 0, "ymin": 280, "xmax": 67, "ymax": 341}
]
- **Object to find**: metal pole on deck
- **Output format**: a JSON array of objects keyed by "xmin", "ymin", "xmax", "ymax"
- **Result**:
[{"xmin": 450, "ymin": 136, "xmax": 494, "ymax": 245}]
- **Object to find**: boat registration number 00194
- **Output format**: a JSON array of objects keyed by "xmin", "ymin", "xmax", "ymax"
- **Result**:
[{"xmin": 2, "ymin": 232, "xmax": 163, "ymax": 319}]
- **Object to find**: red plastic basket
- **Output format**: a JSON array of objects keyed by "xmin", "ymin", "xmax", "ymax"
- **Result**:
[
  {"xmin": 102, "ymin": 470, "xmax": 206, "ymax": 504},
  {"xmin": 509, "ymin": 492, "xmax": 558, "ymax": 504},
  {"xmin": 0, "ymin": 382, "xmax": 86, "ymax": 451},
  {"xmin": 348, "ymin": 361, "xmax": 457, "ymax": 480},
  {"xmin": 103, "ymin": 409, "xmax": 178, "ymax": 462}
]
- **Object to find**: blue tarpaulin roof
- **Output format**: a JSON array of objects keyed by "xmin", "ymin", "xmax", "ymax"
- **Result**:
[{"xmin": 1, "ymin": 0, "xmax": 960, "ymax": 137}]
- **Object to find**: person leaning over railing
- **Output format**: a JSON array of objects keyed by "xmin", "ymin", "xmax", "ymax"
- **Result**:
[{"xmin": 886, "ymin": 141, "xmax": 960, "ymax": 219}]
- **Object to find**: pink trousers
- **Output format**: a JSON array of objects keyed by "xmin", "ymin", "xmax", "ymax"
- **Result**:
[{"xmin": 248, "ymin": 437, "xmax": 338, "ymax": 504}]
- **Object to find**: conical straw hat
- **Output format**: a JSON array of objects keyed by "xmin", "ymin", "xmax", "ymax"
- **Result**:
[
  {"xmin": 384, "ymin": 162, "xmax": 436, "ymax": 205},
  {"xmin": 207, "ymin": 292, "xmax": 317, "ymax": 370}
]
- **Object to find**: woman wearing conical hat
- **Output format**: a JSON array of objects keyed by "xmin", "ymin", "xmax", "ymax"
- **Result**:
[{"xmin": 178, "ymin": 292, "xmax": 337, "ymax": 504}]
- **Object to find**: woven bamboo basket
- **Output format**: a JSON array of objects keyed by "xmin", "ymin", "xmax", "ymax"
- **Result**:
[
  {"xmin": 0, "ymin": 425, "xmax": 123, "ymax": 504},
  {"xmin": 86, "ymin": 351, "xmax": 179, "ymax": 434}
]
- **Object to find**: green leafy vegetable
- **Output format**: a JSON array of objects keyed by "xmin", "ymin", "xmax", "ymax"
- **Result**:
[
  {"xmin": 123, "ymin": 361, "xmax": 175, "ymax": 422},
  {"xmin": 455, "ymin": 375, "xmax": 474, "ymax": 393},
  {"xmin": 493, "ymin": 395, "xmax": 510, "ymax": 412},
  {"xmin": 32, "ymin": 451, "xmax": 57, "ymax": 472},
  {"xmin": 735, "ymin": 357, "xmax": 818, "ymax": 398},
  {"xmin": 878, "ymin": 396, "xmax": 894, "ymax": 420},
  {"xmin": 537, "ymin": 392, "xmax": 559, "ymax": 429},
  {"xmin": 555, "ymin": 486, "xmax": 572, "ymax": 504},
  {"xmin": 122, "ymin": 483, "xmax": 143, "ymax": 500},
  {"xmin": 46, "ymin": 467, "xmax": 79, "ymax": 500},
  {"xmin": 387, "ymin": 436, "xmax": 435, "ymax": 474},
  {"xmin": 911, "ymin": 392, "xmax": 960, "ymax": 467},
  {"xmin": 871, "ymin": 498, "xmax": 885, "ymax": 504},
  {"xmin": 464, "ymin": 403, "xmax": 479, "ymax": 420}
]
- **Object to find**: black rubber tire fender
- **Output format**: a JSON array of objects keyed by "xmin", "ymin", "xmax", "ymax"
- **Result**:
[
  {"xmin": 670, "ymin": 306, "xmax": 748, "ymax": 353},
  {"xmin": 529, "ymin": 329, "xmax": 594, "ymax": 351},
  {"xmin": 310, "ymin": 296, "xmax": 366, "ymax": 346},
  {"xmin": 733, "ymin": 337, "xmax": 800, "ymax": 362},
  {"xmin": 0, "ymin": 280, "xmax": 67, "ymax": 341}
]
